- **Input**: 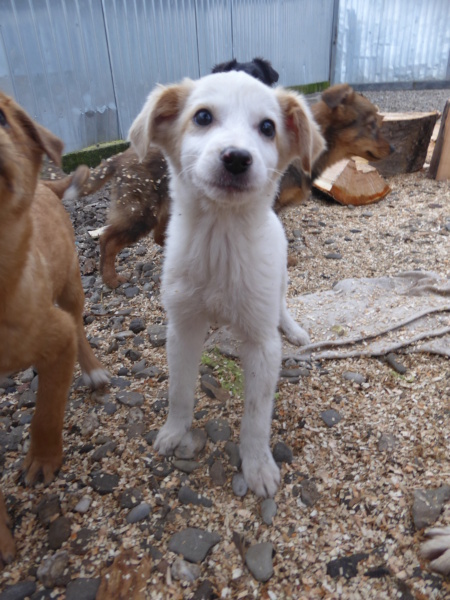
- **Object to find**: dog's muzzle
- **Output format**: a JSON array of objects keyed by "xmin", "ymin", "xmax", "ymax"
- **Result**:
[{"xmin": 220, "ymin": 147, "xmax": 253, "ymax": 175}]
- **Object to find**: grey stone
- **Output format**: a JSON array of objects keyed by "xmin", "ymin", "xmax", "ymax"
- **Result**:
[
  {"xmin": 129, "ymin": 318, "xmax": 146, "ymax": 334},
  {"xmin": 168, "ymin": 528, "xmax": 221, "ymax": 563},
  {"xmin": 130, "ymin": 359, "xmax": 147, "ymax": 374},
  {"xmin": 209, "ymin": 461, "xmax": 227, "ymax": 486},
  {"xmin": 178, "ymin": 486, "xmax": 212, "ymax": 508},
  {"xmin": 124, "ymin": 286, "xmax": 140, "ymax": 298},
  {"xmin": 224, "ymin": 441, "xmax": 241, "ymax": 468},
  {"xmin": 90, "ymin": 471, "xmax": 119, "ymax": 494},
  {"xmin": 71, "ymin": 528, "xmax": 95, "ymax": 555},
  {"xmin": 0, "ymin": 581, "xmax": 36, "ymax": 600},
  {"xmin": 0, "ymin": 581, "xmax": 37, "ymax": 600},
  {"xmin": 412, "ymin": 486, "xmax": 450, "ymax": 530},
  {"xmin": 37, "ymin": 551, "xmax": 71, "ymax": 588},
  {"xmin": 320, "ymin": 409, "xmax": 342, "ymax": 427},
  {"xmin": 325, "ymin": 252, "xmax": 342, "ymax": 260},
  {"xmin": 120, "ymin": 488, "xmax": 143, "ymax": 509},
  {"xmin": 171, "ymin": 557, "xmax": 201, "ymax": 583},
  {"xmin": 261, "ymin": 498, "xmax": 277, "ymax": 525},
  {"xmin": 65, "ymin": 578, "xmax": 101, "ymax": 600},
  {"xmin": 37, "ymin": 495, "xmax": 61, "ymax": 525},
  {"xmin": 127, "ymin": 407, "xmax": 144, "ymax": 423},
  {"xmin": 385, "ymin": 353, "xmax": 407, "ymax": 374},
  {"xmin": 173, "ymin": 459, "xmax": 201, "ymax": 473},
  {"xmin": 80, "ymin": 413, "xmax": 99, "ymax": 437},
  {"xmin": 272, "ymin": 441, "xmax": 293, "ymax": 464},
  {"xmin": 116, "ymin": 391, "xmax": 144, "ymax": 407},
  {"xmin": 109, "ymin": 376, "xmax": 130, "ymax": 389},
  {"xmin": 147, "ymin": 324, "xmax": 167, "ymax": 347},
  {"xmin": 326, "ymin": 553, "xmax": 368, "ymax": 579},
  {"xmin": 377, "ymin": 433, "xmax": 398, "ymax": 452},
  {"xmin": 92, "ymin": 440, "xmax": 117, "ymax": 461},
  {"xmin": 232, "ymin": 473, "xmax": 248, "ymax": 497},
  {"xmin": 205, "ymin": 418, "xmax": 231, "ymax": 442},
  {"xmin": 74, "ymin": 496, "xmax": 92, "ymax": 514},
  {"xmin": 126, "ymin": 502, "xmax": 150, "ymax": 524},
  {"xmin": 191, "ymin": 580, "xmax": 215, "ymax": 600},
  {"xmin": 174, "ymin": 429, "xmax": 207, "ymax": 459},
  {"xmin": 48, "ymin": 516, "xmax": 71, "ymax": 550},
  {"xmin": 245, "ymin": 542, "xmax": 274, "ymax": 582},
  {"xmin": 343, "ymin": 371, "xmax": 366, "ymax": 385},
  {"xmin": 300, "ymin": 479, "xmax": 321, "ymax": 507},
  {"xmin": 18, "ymin": 389, "xmax": 36, "ymax": 408}
]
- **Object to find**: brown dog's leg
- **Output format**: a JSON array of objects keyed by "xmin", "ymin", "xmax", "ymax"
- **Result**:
[
  {"xmin": 24, "ymin": 308, "xmax": 77, "ymax": 484},
  {"xmin": 57, "ymin": 269, "xmax": 109, "ymax": 389},
  {"xmin": 0, "ymin": 490, "xmax": 15, "ymax": 567}
]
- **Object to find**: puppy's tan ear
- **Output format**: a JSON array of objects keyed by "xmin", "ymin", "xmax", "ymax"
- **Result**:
[
  {"xmin": 128, "ymin": 79, "xmax": 194, "ymax": 161},
  {"xmin": 321, "ymin": 83, "xmax": 354, "ymax": 109},
  {"xmin": 277, "ymin": 90, "xmax": 325, "ymax": 176}
]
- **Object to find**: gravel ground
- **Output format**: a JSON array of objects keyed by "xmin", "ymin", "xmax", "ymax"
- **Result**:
[{"xmin": 1, "ymin": 89, "xmax": 449, "ymax": 599}]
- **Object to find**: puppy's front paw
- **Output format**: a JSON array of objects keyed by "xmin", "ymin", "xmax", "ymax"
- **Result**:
[
  {"xmin": 154, "ymin": 421, "xmax": 189, "ymax": 456},
  {"xmin": 241, "ymin": 450, "xmax": 280, "ymax": 498},
  {"xmin": 83, "ymin": 368, "xmax": 110, "ymax": 390},
  {"xmin": 284, "ymin": 324, "xmax": 310, "ymax": 347},
  {"xmin": 23, "ymin": 451, "xmax": 62, "ymax": 485}
]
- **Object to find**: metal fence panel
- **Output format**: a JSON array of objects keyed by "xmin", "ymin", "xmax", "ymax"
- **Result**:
[
  {"xmin": 333, "ymin": 0, "xmax": 450, "ymax": 84},
  {"xmin": 0, "ymin": 0, "xmax": 119, "ymax": 152},
  {"xmin": 231, "ymin": 0, "xmax": 335, "ymax": 87}
]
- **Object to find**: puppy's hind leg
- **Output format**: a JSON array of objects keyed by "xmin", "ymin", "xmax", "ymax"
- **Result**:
[
  {"xmin": 154, "ymin": 314, "xmax": 209, "ymax": 455},
  {"xmin": 0, "ymin": 490, "xmax": 16, "ymax": 566},
  {"xmin": 24, "ymin": 307, "xmax": 77, "ymax": 484},
  {"xmin": 239, "ymin": 335, "xmax": 282, "ymax": 498}
]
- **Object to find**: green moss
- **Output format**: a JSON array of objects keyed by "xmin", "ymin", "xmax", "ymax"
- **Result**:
[
  {"xmin": 201, "ymin": 349, "xmax": 243, "ymax": 397},
  {"xmin": 288, "ymin": 81, "xmax": 329, "ymax": 96},
  {"xmin": 62, "ymin": 140, "xmax": 130, "ymax": 173}
]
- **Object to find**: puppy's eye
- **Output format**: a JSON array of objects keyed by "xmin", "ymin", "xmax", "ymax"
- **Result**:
[
  {"xmin": 0, "ymin": 109, "xmax": 7, "ymax": 127},
  {"xmin": 193, "ymin": 109, "xmax": 213, "ymax": 127},
  {"xmin": 259, "ymin": 119, "xmax": 275, "ymax": 138}
]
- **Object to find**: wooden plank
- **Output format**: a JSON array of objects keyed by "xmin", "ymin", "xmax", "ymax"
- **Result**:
[{"xmin": 428, "ymin": 100, "xmax": 450, "ymax": 180}]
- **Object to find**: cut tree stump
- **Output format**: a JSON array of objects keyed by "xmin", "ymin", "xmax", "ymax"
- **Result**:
[
  {"xmin": 428, "ymin": 99, "xmax": 450, "ymax": 180},
  {"xmin": 370, "ymin": 111, "xmax": 439, "ymax": 177},
  {"xmin": 314, "ymin": 158, "xmax": 390, "ymax": 206}
]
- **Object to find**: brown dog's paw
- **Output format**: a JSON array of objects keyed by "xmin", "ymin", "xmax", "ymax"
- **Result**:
[
  {"xmin": 0, "ymin": 494, "xmax": 16, "ymax": 568},
  {"xmin": 0, "ymin": 527, "xmax": 15, "ymax": 568},
  {"xmin": 103, "ymin": 273, "xmax": 128, "ymax": 289},
  {"xmin": 23, "ymin": 451, "xmax": 62, "ymax": 486}
]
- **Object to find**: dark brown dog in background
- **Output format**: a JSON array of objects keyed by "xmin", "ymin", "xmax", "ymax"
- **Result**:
[
  {"xmin": 275, "ymin": 83, "xmax": 393, "ymax": 211},
  {"xmin": 0, "ymin": 92, "xmax": 109, "ymax": 565}
]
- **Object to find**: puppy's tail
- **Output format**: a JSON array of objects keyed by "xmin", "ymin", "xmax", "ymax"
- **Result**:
[
  {"xmin": 61, "ymin": 155, "xmax": 120, "ymax": 206},
  {"xmin": 41, "ymin": 165, "xmax": 90, "ymax": 202}
]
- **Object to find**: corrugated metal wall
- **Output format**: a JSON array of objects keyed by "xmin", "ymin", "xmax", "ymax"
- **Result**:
[
  {"xmin": 333, "ymin": 0, "xmax": 450, "ymax": 85},
  {"xmin": 1, "ymin": 0, "xmax": 448, "ymax": 152}
]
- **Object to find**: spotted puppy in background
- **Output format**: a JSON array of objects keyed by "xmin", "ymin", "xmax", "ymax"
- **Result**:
[{"xmin": 128, "ymin": 71, "xmax": 325, "ymax": 497}]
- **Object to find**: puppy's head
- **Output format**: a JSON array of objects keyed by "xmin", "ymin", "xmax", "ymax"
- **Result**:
[
  {"xmin": 212, "ymin": 57, "xmax": 279, "ymax": 87},
  {"xmin": 129, "ymin": 72, "xmax": 325, "ymax": 208},
  {"xmin": 0, "ymin": 91, "xmax": 63, "ymax": 207},
  {"xmin": 317, "ymin": 84, "xmax": 393, "ymax": 161}
]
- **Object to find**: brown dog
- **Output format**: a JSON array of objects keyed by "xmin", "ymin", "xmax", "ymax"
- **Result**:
[
  {"xmin": 275, "ymin": 83, "xmax": 393, "ymax": 211},
  {"xmin": 0, "ymin": 92, "xmax": 109, "ymax": 564},
  {"xmin": 62, "ymin": 83, "xmax": 392, "ymax": 288}
]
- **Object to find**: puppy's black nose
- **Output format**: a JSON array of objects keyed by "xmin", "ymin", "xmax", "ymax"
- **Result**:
[{"xmin": 221, "ymin": 147, "xmax": 253, "ymax": 175}]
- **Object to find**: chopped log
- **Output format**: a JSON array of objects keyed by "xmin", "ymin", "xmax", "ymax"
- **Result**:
[
  {"xmin": 428, "ymin": 99, "xmax": 450, "ymax": 180},
  {"xmin": 314, "ymin": 157, "xmax": 390, "ymax": 206},
  {"xmin": 370, "ymin": 111, "xmax": 439, "ymax": 177}
]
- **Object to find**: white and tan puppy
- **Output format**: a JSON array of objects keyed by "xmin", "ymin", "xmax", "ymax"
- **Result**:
[{"xmin": 129, "ymin": 72, "xmax": 325, "ymax": 497}]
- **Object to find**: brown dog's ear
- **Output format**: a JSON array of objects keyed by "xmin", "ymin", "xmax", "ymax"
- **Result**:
[
  {"xmin": 128, "ymin": 79, "xmax": 194, "ymax": 161},
  {"xmin": 15, "ymin": 109, "xmax": 64, "ymax": 166},
  {"xmin": 321, "ymin": 83, "xmax": 354, "ymax": 109},
  {"xmin": 277, "ymin": 90, "xmax": 326, "ymax": 176}
]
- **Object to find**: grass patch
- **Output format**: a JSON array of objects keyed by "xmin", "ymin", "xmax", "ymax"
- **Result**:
[
  {"xmin": 62, "ymin": 140, "xmax": 130, "ymax": 173},
  {"xmin": 288, "ymin": 81, "xmax": 329, "ymax": 96},
  {"xmin": 201, "ymin": 349, "xmax": 243, "ymax": 398}
]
